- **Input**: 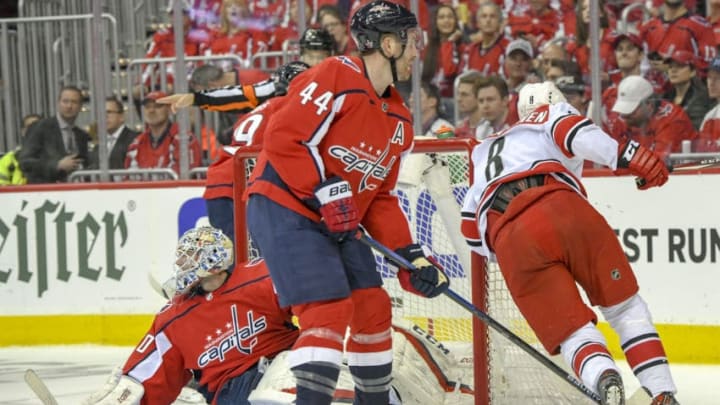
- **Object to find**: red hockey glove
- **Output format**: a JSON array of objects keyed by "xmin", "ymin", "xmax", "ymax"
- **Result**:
[
  {"xmin": 395, "ymin": 244, "xmax": 450, "ymax": 298},
  {"xmin": 313, "ymin": 176, "xmax": 360, "ymax": 240},
  {"xmin": 616, "ymin": 140, "xmax": 669, "ymax": 190}
]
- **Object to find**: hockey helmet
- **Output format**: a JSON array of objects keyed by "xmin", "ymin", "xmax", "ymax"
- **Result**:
[
  {"xmin": 350, "ymin": 0, "xmax": 418, "ymax": 53},
  {"xmin": 299, "ymin": 28, "xmax": 335, "ymax": 53},
  {"xmin": 172, "ymin": 226, "xmax": 233, "ymax": 295},
  {"xmin": 517, "ymin": 81, "xmax": 567, "ymax": 119},
  {"xmin": 272, "ymin": 61, "xmax": 310, "ymax": 96}
]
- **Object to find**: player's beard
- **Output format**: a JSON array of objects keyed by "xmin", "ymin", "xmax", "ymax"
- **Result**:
[{"xmin": 664, "ymin": 0, "xmax": 684, "ymax": 8}]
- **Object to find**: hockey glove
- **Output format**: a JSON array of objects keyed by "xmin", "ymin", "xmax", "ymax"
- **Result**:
[
  {"xmin": 616, "ymin": 140, "xmax": 669, "ymax": 190},
  {"xmin": 395, "ymin": 244, "xmax": 450, "ymax": 298},
  {"xmin": 313, "ymin": 176, "xmax": 360, "ymax": 240}
]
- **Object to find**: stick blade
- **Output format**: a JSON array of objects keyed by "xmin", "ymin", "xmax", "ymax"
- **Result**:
[{"xmin": 24, "ymin": 369, "xmax": 59, "ymax": 405}]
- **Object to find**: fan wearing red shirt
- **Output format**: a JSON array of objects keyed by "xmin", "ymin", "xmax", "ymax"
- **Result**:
[
  {"xmin": 610, "ymin": 75, "xmax": 697, "ymax": 159},
  {"xmin": 507, "ymin": 0, "xmax": 560, "ymax": 51},
  {"xmin": 461, "ymin": 1, "xmax": 510, "ymax": 76}
]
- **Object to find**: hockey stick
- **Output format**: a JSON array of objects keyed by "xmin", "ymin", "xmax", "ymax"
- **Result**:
[
  {"xmin": 24, "ymin": 369, "xmax": 59, "ymax": 405},
  {"xmin": 357, "ymin": 233, "xmax": 603, "ymax": 404}
]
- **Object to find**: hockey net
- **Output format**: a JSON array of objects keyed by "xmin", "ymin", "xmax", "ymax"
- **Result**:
[{"xmin": 233, "ymin": 138, "xmax": 593, "ymax": 404}]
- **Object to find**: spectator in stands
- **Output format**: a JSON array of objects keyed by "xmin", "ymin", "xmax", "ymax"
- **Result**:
[
  {"xmin": 125, "ymin": 91, "xmax": 202, "ymax": 175},
  {"xmin": 504, "ymin": 38, "xmax": 537, "ymax": 92},
  {"xmin": 663, "ymin": 50, "xmax": 711, "ymax": 130},
  {"xmin": 507, "ymin": 0, "xmax": 560, "ymax": 51},
  {"xmin": 205, "ymin": 0, "xmax": 270, "ymax": 66},
  {"xmin": 474, "ymin": 75, "xmax": 511, "ymax": 140},
  {"xmin": 454, "ymin": 71, "xmax": 482, "ymax": 138},
  {"xmin": 135, "ymin": 1, "xmax": 209, "ymax": 111},
  {"xmin": 504, "ymin": 38, "xmax": 538, "ymax": 125},
  {"xmin": 537, "ymin": 40, "xmax": 569, "ymax": 81},
  {"xmin": 18, "ymin": 86, "xmax": 90, "ymax": 183},
  {"xmin": 0, "ymin": 114, "xmax": 39, "ymax": 185},
  {"xmin": 317, "ymin": 5, "xmax": 353, "ymax": 55},
  {"xmin": 639, "ymin": 0, "xmax": 716, "ymax": 73},
  {"xmin": 461, "ymin": 1, "xmax": 509, "ymax": 76},
  {"xmin": 709, "ymin": 0, "xmax": 720, "ymax": 44},
  {"xmin": 90, "ymin": 97, "xmax": 139, "ymax": 170},
  {"xmin": 269, "ymin": 0, "xmax": 312, "ymax": 53},
  {"xmin": 556, "ymin": 74, "xmax": 589, "ymax": 116},
  {"xmin": 414, "ymin": 82, "xmax": 454, "ymax": 137},
  {"xmin": 610, "ymin": 75, "xmax": 697, "ymax": 158},
  {"xmin": 567, "ymin": 0, "xmax": 616, "ymax": 78},
  {"xmin": 421, "ymin": 4, "xmax": 465, "ymax": 98},
  {"xmin": 544, "ymin": 59, "xmax": 580, "ymax": 83},
  {"xmin": 697, "ymin": 56, "xmax": 720, "ymax": 151}
]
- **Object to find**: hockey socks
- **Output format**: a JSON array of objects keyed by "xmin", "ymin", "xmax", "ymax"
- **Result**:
[
  {"xmin": 349, "ymin": 363, "xmax": 393, "ymax": 404},
  {"xmin": 291, "ymin": 361, "xmax": 341, "ymax": 405}
]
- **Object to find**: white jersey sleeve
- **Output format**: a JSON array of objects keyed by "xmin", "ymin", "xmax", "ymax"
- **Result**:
[{"xmin": 461, "ymin": 102, "xmax": 621, "ymax": 256}]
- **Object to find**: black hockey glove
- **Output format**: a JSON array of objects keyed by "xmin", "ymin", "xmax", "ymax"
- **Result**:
[{"xmin": 395, "ymin": 244, "xmax": 449, "ymax": 298}]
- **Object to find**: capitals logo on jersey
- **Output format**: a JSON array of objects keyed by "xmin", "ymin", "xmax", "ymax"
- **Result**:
[
  {"xmin": 197, "ymin": 305, "xmax": 267, "ymax": 367},
  {"xmin": 328, "ymin": 121, "xmax": 405, "ymax": 192}
]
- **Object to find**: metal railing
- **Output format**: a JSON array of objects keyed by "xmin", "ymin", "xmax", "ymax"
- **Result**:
[
  {"xmin": 68, "ymin": 168, "xmax": 179, "ymax": 182},
  {"xmin": 0, "ymin": 13, "xmax": 120, "ymax": 153},
  {"xmin": 618, "ymin": 3, "xmax": 651, "ymax": 34}
]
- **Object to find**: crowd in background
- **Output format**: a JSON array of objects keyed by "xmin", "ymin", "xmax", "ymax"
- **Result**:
[{"xmin": 2, "ymin": 0, "xmax": 720, "ymax": 184}]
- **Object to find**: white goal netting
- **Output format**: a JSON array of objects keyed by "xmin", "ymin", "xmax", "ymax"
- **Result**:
[{"xmin": 233, "ymin": 139, "xmax": 594, "ymax": 404}]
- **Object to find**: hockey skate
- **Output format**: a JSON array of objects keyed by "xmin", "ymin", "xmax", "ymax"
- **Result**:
[
  {"xmin": 596, "ymin": 369, "xmax": 625, "ymax": 405},
  {"xmin": 650, "ymin": 392, "xmax": 680, "ymax": 405}
]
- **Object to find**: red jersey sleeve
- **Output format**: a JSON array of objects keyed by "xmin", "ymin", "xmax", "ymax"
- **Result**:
[{"xmin": 123, "ymin": 316, "xmax": 192, "ymax": 405}]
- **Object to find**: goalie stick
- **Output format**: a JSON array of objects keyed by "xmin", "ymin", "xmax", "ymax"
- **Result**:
[
  {"xmin": 24, "ymin": 369, "xmax": 59, "ymax": 405},
  {"xmin": 357, "ymin": 232, "xmax": 604, "ymax": 404}
]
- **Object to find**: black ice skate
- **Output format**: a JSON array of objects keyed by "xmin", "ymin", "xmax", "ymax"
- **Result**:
[{"xmin": 597, "ymin": 369, "xmax": 625, "ymax": 405}]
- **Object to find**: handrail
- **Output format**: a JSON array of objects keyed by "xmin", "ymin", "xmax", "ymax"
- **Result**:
[
  {"xmin": 189, "ymin": 167, "xmax": 208, "ymax": 179},
  {"xmin": 68, "ymin": 168, "xmax": 179, "ymax": 182},
  {"xmin": 618, "ymin": 3, "xmax": 650, "ymax": 34}
]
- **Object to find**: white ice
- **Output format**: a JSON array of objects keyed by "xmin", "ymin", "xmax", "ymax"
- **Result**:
[{"xmin": 1, "ymin": 345, "xmax": 718, "ymax": 404}]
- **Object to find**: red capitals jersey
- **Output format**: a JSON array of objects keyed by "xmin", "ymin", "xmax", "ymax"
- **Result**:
[
  {"xmin": 123, "ymin": 259, "xmax": 298, "ymax": 405},
  {"xmin": 460, "ymin": 35, "xmax": 510, "ymax": 76},
  {"xmin": 567, "ymin": 30, "xmax": 617, "ymax": 76},
  {"xmin": 460, "ymin": 102, "xmax": 620, "ymax": 257},
  {"xmin": 507, "ymin": 5, "xmax": 560, "ymax": 49},
  {"xmin": 605, "ymin": 100, "xmax": 697, "ymax": 159},
  {"xmin": 427, "ymin": 40, "xmax": 464, "ymax": 98},
  {"xmin": 247, "ymin": 55, "xmax": 415, "ymax": 250},
  {"xmin": 142, "ymin": 28, "xmax": 209, "ymax": 85},
  {"xmin": 125, "ymin": 123, "xmax": 202, "ymax": 174},
  {"xmin": 639, "ymin": 13, "xmax": 716, "ymax": 69},
  {"xmin": 204, "ymin": 99, "xmax": 280, "ymax": 200},
  {"xmin": 206, "ymin": 27, "xmax": 269, "ymax": 60}
]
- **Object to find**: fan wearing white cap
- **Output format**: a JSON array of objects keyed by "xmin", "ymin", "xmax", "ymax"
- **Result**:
[
  {"xmin": 461, "ymin": 80, "xmax": 678, "ymax": 405},
  {"xmin": 610, "ymin": 75, "xmax": 696, "ymax": 158}
]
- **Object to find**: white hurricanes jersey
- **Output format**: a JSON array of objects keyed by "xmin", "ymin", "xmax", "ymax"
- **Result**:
[{"xmin": 461, "ymin": 102, "xmax": 621, "ymax": 257}]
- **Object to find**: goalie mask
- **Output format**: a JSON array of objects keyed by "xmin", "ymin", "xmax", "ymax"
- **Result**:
[
  {"xmin": 172, "ymin": 226, "xmax": 233, "ymax": 295},
  {"xmin": 517, "ymin": 81, "xmax": 567, "ymax": 119}
]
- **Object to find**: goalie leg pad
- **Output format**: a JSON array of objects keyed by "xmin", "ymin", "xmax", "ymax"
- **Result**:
[{"xmin": 600, "ymin": 294, "xmax": 677, "ymax": 397}]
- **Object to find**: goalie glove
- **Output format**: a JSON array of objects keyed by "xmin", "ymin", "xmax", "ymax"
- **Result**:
[
  {"xmin": 395, "ymin": 244, "xmax": 450, "ymax": 298},
  {"xmin": 311, "ymin": 176, "xmax": 360, "ymax": 241},
  {"xmin": 81, "ymin": 366, "xmax": 144, "ymax": 405},
  {"xmin": 615, "ymin": 140, "xmax": 669, "ymax": 190}
]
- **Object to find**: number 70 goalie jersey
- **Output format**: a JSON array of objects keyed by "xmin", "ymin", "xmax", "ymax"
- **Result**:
[{"xmin": 460, "ymin": 102, "xmax": 624, "ymax": 257}]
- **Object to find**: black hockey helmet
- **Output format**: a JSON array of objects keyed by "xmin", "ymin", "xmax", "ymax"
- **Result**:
[
  {"xmin": 272, "ymin": 61, "xmax": 311, "ymax": 96},
  {"xmin": 299, "ymin": 28, "xmax": 335, "ymax": 53},
  {"xmin": 350, "ymin": 0, "xmax": 418, "ymax": 53}
]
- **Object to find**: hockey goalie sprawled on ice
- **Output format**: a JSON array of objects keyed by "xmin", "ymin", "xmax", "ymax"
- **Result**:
[{"xmin": 81, "ymin": 226, "xmax": 473, "ymax": 405}]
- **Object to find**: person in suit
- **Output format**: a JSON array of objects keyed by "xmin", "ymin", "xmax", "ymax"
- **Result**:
[
  {"xmin": 18, "ymin": 85, "xmax": 90, "ymax": 183},
  {"xmin": 90, "ymin": 97, "xmax": 139, "ymax": 170}
]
